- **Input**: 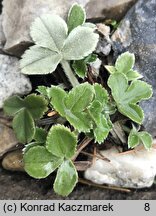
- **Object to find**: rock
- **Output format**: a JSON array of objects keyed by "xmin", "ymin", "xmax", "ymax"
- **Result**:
[
  {"xmin": 1, "ymin": 0, "xmax": 137, "ymax": 56},
  {"xmin": 0, "ymin": 111, "xmax": 12, "ymax": 127},
  {"xmin": 0, "ymin": 15, "xmax": 6, "ymax": 52},
  {"xmin": 86, "ymin": 0, "xmax": 137, "ymax": 20},
  {"xmin": 96, "ymin": 24, "xmax": 112, "ymax": 56},
  {"xmin": 0, "ymin": 54, "xmax": 32, "ymax": 108},
  {"xmin": 90, "ymin": 58, "xmax": 102, "ymax": 77},
  {"xmin": 112, "ymin": 0, "xmax": 156, "ymax": 137},
  {"xmin": 0, "ymin": 123, "xmax": 18, "ymax": 158},
  {"xmin": 84, "ymin": 145, "xmax": 156, "ymax": 188},
  {"xmin": 2, "ymin": 149, "xmax": 24, "ymax": 172}
]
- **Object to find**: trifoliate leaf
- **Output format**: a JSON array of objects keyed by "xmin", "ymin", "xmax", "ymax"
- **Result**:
[
  {"xmin": 108, "ymin": 73, "xmax": 152, "ymax": 124},
  {"xmin": 30, "ymin": 14, "xmax": 67, "ymax": 52},
  {"xmin": 115, "ymin": 52, "xmax": 135, "ymax": 74},
  {"xmin": 24, "ymin": 94, "xmax": 48, "ymax": 120},
  {"xmin": 13, "ymin": 108, "xmax": 35, "ymax": 143},
  {"xmin": 20, "ymin": 45, "xmax": 62, "ymax": 74},
  {"xmin": 54, "ymin": 159, "xmax": 78, "ymax": 196},
  {"xmin": 105, "ymin": 52, "xmax": 142, "ymax": 81},
  {"xmin": 62, "ymin": 26, "xmax": 99, "ymax": 60},
  {"xmin": 49, "ymin": 86, "xmax": 67, "ymax": 116},
  {"xmin": 24, "ymin": 146, "xmax": 63, "ymax": 178},
  {"xmin": 46, "ymin": 125, "xmax": 77, "ymax": 159},
  {"xmin": 67, "ymin": 3, "xmax": 86, "ymax": 33},
  {"xmin": 128, "ymin": 129, "xmax": 152, "ymax": 150},
  {"xmin": 72, "ymin": 59, "xmax": 87, "ymax": 78},
  {"xmin": 34, "ymin": 127, "xmax": 47, "ymax": 143},
  {"xmin": 3, "ymin": 96, "xmax": 24, "ymax": 116},
  {"xmin": 50, "ymin": 84, "xmax": 93, "ymax": 132},
  {"xmin": 65, "ymin": 83, "xmax": 95, "ymax": 112}
]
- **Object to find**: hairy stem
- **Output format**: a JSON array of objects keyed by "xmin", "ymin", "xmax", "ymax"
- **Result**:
[{"xmin": 61, "ymin": 60, "xmax": 79, "ymax": 87}]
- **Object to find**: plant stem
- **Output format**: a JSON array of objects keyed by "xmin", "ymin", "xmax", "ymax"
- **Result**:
[
  {"xmin": 72, "ymin": 137, "xmax": 93, "ymax": 161},
  {"xmin": 78, "ymin": 178, "xmax": 131, "ymax": 193},
  {"xmin": 61, "ymin": 60, "xmax": 79, "ymax": 87}
]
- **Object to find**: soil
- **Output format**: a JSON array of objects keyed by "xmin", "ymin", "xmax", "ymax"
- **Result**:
[{"xmin": 0, "ymin": 167, "xmax": 156, "ymax": 200}]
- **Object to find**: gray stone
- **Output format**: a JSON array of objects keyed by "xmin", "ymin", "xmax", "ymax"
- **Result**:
[
  {"xmin": 112, "ymin": 0, "xmax": 156, "ymax": 137},
  {"xmin": 0, "ymin": 123, "xmax": 18, "ymax": 158},
  {"xmin": 0, "ymin": 15, "xmax": 6, "ymax": 52},
  {"xmin": 96, "ymin": 24, "xmax": 112, "ymax": 56},
  {"xmin": 86, "ymin": 0, "xmax": 137, "ymax": 20},
  {"xmin": 84, "ymin": 144, "xmax": 156, "ymax": 188},
  {"xmin": 0, "ymin": 54, "xmax": 32, "ymax": 108},
  {"xmin": 1, "ymin": 0, "xmax": 137, "ymax": 56}
]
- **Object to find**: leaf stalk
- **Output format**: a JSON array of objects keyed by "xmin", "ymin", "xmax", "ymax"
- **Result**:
[{"xmin": 61, "ymin": 60, "xmax": 79, "ymax": 87}]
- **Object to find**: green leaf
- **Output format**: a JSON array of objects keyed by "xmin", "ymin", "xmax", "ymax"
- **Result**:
[
  {"xmin": 94, "ymin": 115, "xmax": 112, "ymax": 144},
  {"xmin": 67, "ymin": 3, "xmax": 86, "ymax": 33},
  {"xmin": 88, "ymin": 100, "xmax": 103, "ymax": 124},
  {"xmin": 115, "ymin": 52, "xmax": 135, "ymax": 73},
  {"xmin": 138, "ymin": 131, "xmax": 153, "ymax": 150},
  {"xmin": 105, "ymin": 53, "xmax": 142, "ymax": 81},
  {"xmin": 23, "ymin": 142, "xmax": 44, "ymax": 154},
  {"xmin": 84, "ymin": 54, "xmax": 97, "ymax": 63},
  {"xmin": 108, "ymin": 73, "xmax": 152, "ymax": 124},
  {"xmin": 34, "ymin": 127, "xmax": 47, "ymax": 143},
  {"xmin": 128, "ymin": 129, "xmax": 152, "ymax": 150},
  {"xmin": 93, "ymin": 83, "xmax": 108, "ymax": 107},
  {"xmin": 3, "ymin": 96, "xmax": 24, "ymax": 116},
  {"xmin": 88, "ymin": 88, "xmax": 112, "ymax": 142},
  {"xmin": 82, "ymin": 22, "xmax": 96, "ymax": 29},
  {"xmin": 119, "ymin": 103, "xmax": 144, "ymax": 124},
  {"xmin": 46, "ymin": 125, "xmax": 77, "ymax": 159},
  {"xmin": 24, "ymin": 94, "xmax": 48, "ymax": 120},
  {"xmin": 30, "ymin": 14, "xmax": 67, "ymax": 52},
  {"xmin": 62, "ymin": 26, "xmax": 99, "ymax": 60},
  {"xmin": 13, "ymin": 109, "xmax": 35, "ymax": 143},
  {"xmin": 36, "ymin": 86, "xmax": 49, "ymax": 98},
  {"xmin": 128, "ymin": 130, "xmax": 140, "ymax": 148},
  {"xmin": 122, "ymin": 80, "xmax": 153, "ymax": 104},
  {"xmin": 49, "ymin": 86, "xmax": 67, "ymax": 116},
  {"xmin": 88, "ymin": 101, "xmax": 112, "ymax": 143},
  {"xmin": 4, "ymin": 94, "xmax": 48, "ymax": 120},
  {"xmin": 72, "ymin": 59, "xmax": 87, "ymax": 78},
  {"xmin": 20, "ymin": 45, "xmax": 62, "ymax": 75},
  {"xmin": 72, "ymin": 54, "xmax": 98, "ymax": 78},
  {"xmin": 49, "ymin": 84, "xmax": 93, "ymax": 132},
  {"xmin": 103, "ymin": 102, "xmax": 117, "ymax": 115},
  {"xmin": 66, "ymin": 111, "xmax": 92, "ymax": 132},
  {"xmin": 105, "ymin": 65, "xmax": 117, "ymax": 74},
  {"xmin": 65, "ymin": 83, "xmax": 95, "ymax": 112},
  {"xmin": 24, "ymin": 146, "xmax": 63, "ymax": 178},
  {"xmin": 54, "ymin": 160, "xmax": 78, "ymax": 196},
  {"xmin": 126, "ymin": 70, "xmax": 143, "ymax": 81}
]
